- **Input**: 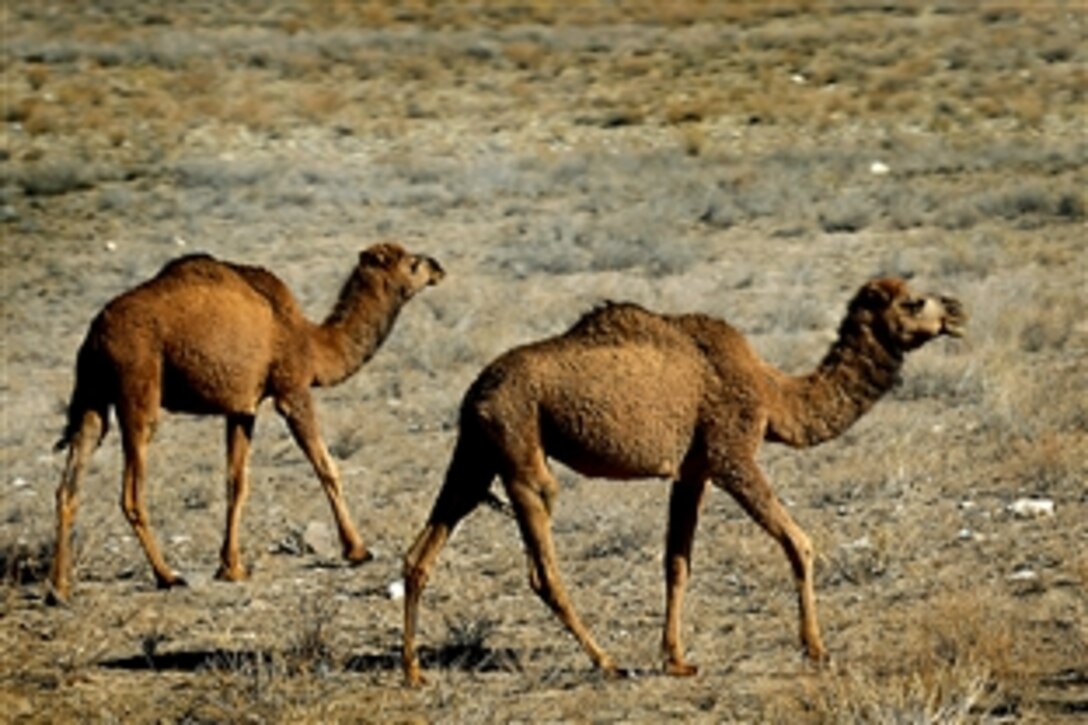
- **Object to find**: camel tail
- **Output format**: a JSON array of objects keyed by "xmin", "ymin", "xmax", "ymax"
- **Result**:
[{"xmin": 55, "ymin": 332, "xmax": 113, "ymax": 452}]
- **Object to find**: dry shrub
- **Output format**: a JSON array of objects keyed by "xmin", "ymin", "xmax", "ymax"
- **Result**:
[
  {"xmin": 355, "ymin": 1, "xmax": 395, "ymax": 27},
  {"xmin": 21, "ymin": 101, "xmax": 63, "ymax": 136},
  {"xmin": 676, "ymin": 124, "xmax": 706, "ymax": 157},
  {"xmin": 56, "ymin": 78, "xmax": 106, "ymax": 108},
  {"xmin": 1003, "ymin": 432, "xmax": 1085, "ymax": 493},
  {"xmin": 176, "ymin": 66, "xmax": 221, "ymax": 96},
  {"xmin": 503, "ymin": 41, "xmax": 547, "ymax": 71},
  {"xmin": 298, "ymin": 87, "xmax": 346, "ymax": 122},
  {"xmin": 26, "ymin": 64, "xmax": 50, "ymax": 90},
  {"xmin": 785, "ymin": 588, "xmax": 1027, "ymax": 722},
  {"xmin": 1007, "ymin": 89, "xmax": 1046, "ymax": 128},
  {"xmin": 663, "ymin": 97, "xmax": 713, "ymax": 125},
  {"xmin": 226, "ymin": 95, "xmax": 283, "ymax": 132}
]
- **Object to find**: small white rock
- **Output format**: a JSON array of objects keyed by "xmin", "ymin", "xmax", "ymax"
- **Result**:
[
  {"xmin": 870, "ymin": 161, "xmax": 891, "ymax": 176},
  {"xmin": 957, "ymin": 528, "xmax": 973, "ymax": 541},
  {"xmin": 105, "ymin": 240, "xmax": 118, "ymax": 252},
  {"xmin": 173, "ymin": 235, "xmax": 188, "ymax": 247},
  {"xmin": 11, "ymin": 477, "xmax": 28, "ymax": 489},
  {"xmin": 387, "ymin": 580, "xmax": 405, "ymax": 601},
  {"xmin": 1008, "ymin": 569, "xmax": 1038, "ymax": 582},
  {"xmin": 1007, "ymin": 498, "xmax": 1055, "ymax": 518}
]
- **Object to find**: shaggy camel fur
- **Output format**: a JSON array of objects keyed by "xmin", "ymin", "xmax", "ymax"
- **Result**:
[
  {"xmin": 403, "ymin": 277, "xmax": 965, "ymax": 684},
  {"xmin": 49, "ymin": 243, "xmax": 444, "ymax": 603}
]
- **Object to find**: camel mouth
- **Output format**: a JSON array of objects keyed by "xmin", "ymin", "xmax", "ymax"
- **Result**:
[
  {"xmin": 939, "ymin": 296, "xmax": 967, "ymax": 338},
  {"xmin": 942, "ymin": 319, "xmax": 966, "ymax": 338}
]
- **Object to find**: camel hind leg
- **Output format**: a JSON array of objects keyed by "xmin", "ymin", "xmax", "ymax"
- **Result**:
[
  {"xmin": 216, "ymin": 414, "xmax": 255, "ymax": 581},
  {"xmin": 402, "ymin": 426, "xmax": 498, "ymax": 686},
  {"xmin": 117, "ymin": 380, "xmax": 185, "ymax": 590},
  {"xmin": 48, "ymin": 410, "xmax": 105, "ymax": 605}
]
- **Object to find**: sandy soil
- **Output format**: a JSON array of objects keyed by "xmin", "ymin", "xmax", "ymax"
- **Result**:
[{"xmin": 2, "ymin": 2, "xmax": 1085, "ymax": 721}]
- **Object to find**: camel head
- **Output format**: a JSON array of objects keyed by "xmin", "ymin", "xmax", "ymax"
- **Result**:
[
  {"xmin": 847, "ymin": 277, "xmax": 967, "ymax": 352},
  {"xmin": 358, "ymin": 242, "xmax": 445, "ymax": 296}
]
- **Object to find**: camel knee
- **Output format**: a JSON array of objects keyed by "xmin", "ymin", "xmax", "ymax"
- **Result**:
[
  {"xmin": 528, "ymin": 565, "xmax": 545, "ymax": 597},
  {"xmin": 786, "ymin": 530, "xmax": 815, "ymax": 578},
  {"xmin": 402, "ymin": 557, "xmax": 427, "ymax": 593},
  {"xmin": 55, "ymin": 485, "xmax": 77, "ymax": 522},
  {"xmin": 119, "ymin": 498, "xmax": 145, "ymax": 528}
]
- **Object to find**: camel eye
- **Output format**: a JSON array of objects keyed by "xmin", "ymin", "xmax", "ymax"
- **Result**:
[{"xmin": 902, "ymin": 298, "xmax": 925, "ymax": 314}]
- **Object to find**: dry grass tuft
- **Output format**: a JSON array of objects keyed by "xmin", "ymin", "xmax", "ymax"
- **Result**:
[{"xmin": 783, "ymin": 587, "xmax": 1030, "ymax": 722}]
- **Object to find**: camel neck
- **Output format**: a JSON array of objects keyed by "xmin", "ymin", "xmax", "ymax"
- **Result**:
[
  {"xmin": 765, "ymin": 320, "xmax": 903, "ymax": 448},
  {"xmin": 312, "ymin": 269, "xmax": 406, "ymax": 387}
]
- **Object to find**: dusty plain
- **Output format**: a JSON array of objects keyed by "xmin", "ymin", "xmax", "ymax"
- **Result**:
[{"xmin": 1, "ymin": 1, "xmax": 1086, "ymax": 722}]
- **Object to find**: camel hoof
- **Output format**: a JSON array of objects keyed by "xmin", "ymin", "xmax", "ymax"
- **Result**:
[
  {"xmin": 599, "ymin": 663, "xmax": 630, "ymax": 680},
  {"xmin": 214, "ymin": 565, "xmax": 249, "ymax": 582},
  {"xmin": 803, "ymin": 645, "xmax": 831, "ymax": 667},
  {"xmin": 345, "ymin": 547, "xmax": 374, "ymax": 566},
  {"xmin": 664, "ymin": 660, "xmax": 699, "ymax": 677},
  {"xmin": 156, "ymin": 574, "xmax": 188, "ymax": 590},
  {"xmin": 44, "ymin": 585, "xmax": 70, "ymax": 607}
]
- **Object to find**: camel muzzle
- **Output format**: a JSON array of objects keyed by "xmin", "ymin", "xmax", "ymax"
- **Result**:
[
  {"xmin": 940, "ymin": 296, "xmax": 967, "ymax": 338},
  {"xmin": 425, "ymin": 257, "xmax": 446, "ymax": 284}
]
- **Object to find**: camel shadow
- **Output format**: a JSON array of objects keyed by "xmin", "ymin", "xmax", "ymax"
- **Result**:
[
  {"xmin": 98, "ymin": 644, "xmax": 522, "ymax": 675},
  {"xmin": 99, "ymin": 648, "xmax": 275, "ymax": 673},
  {"xmin": 344, "ymin": 643, "xmax": 523, "ymax": 674}
]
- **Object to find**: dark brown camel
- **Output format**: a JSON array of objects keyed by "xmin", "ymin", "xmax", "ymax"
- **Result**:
[
  {"xmin": 402, "ymin": 277, "xmax": 966, "ymax": 684},
  {"xmin": 49, "ymin": 243, "xmax": 444, "ymax": 603}
]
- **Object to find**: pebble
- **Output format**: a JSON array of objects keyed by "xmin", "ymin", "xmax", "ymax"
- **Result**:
[
  {"xmin": 1007, "ymin": 498, "xmax": 1055, "ymax": 518},
  {"xmin": 1008, "ymin": 569, "xmax": 1038, "ymax": 582}
]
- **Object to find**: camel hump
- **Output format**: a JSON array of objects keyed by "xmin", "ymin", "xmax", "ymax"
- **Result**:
[
  {"xmin": 224, "ymin": 262, "xmax": 299, "ymax": 317},
  {"xmin": 151, "ymin": 254, "xmax": 299, "ymax": 317},
  {"xmin": 155, "ymin": 253, "xmax": 222, "ymax": 279},
  {"xmin": 566, "ymin": 300, "xmax": 685, "ymax": 346}
]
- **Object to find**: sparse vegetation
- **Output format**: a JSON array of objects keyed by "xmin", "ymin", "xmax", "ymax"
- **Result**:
[{"xmin": 1, "ymin": 0, "xmax": 1084, "ymax": 721}]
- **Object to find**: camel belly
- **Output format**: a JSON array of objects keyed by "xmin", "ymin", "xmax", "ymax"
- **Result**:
[{"xmin": 159, "ymin": 319, "xmax": 273, "ymax": 414}]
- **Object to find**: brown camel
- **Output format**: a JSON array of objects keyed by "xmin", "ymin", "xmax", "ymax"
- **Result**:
[
  {"xmin": 402, "ymin": 277, "xmax": 966, "ymax": 684},
  {"xmin": 49, "ymin": 243, "xmax": 444, "ymax": 603}
]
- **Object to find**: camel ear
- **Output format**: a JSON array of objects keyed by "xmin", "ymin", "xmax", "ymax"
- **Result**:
[
  {"xmin": 856, "ymin": 279, "xmax": 897, "ymax": 310},
  {"xmin": 358, "ymin": 244, "xmax": 402, "ymax": 268}
]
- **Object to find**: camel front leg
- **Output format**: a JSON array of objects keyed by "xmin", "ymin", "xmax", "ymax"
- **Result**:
[
  {"xmin": 506, "ymin": 473, "xmax": 619, "ymax": 678},
  {"xmin": 277, "ymin": 393, "xmax": 369, "ymax": 564},
  {"xmin": 714, "ymin": 464, "xmax": 826, "ymax": 663},
  {"xmin": 662, "ymin": 478, "xmax": 708, "ymax": 676},
  {"xmin": 216, "ymin": 414, "xmax": 255, "ymax": 581},
  {"xmin": 48, "ymin": 411, "xmax": 103, "ymax": 605}
]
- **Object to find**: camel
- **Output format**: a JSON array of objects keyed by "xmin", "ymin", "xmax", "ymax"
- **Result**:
[
  {"xmin": 402, "ymin": 277, "xmax": 966, "ymax": 685},
  {"xmin": 49, "ymin": 243, "xmax": 444, "ymax": 604}
]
